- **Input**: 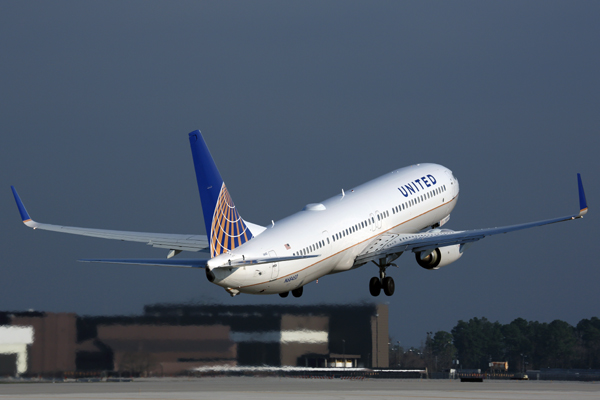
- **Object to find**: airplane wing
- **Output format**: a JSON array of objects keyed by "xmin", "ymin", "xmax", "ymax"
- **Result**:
[
  {"xmin": 11, "ymin": 186, "xmax": 208, "ymax": 253},
  {"xmin": 355, "ymin": 173, "xmax": 588, "ymax": 266}
]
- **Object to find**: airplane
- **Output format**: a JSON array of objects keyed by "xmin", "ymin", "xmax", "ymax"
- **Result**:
[{"xmin": 11, "ymin": 130, "xmax": 588, "ymax": 298}]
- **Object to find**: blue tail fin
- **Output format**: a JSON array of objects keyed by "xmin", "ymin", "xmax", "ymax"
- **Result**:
[{"xmin": 189, "ymin": 130, "xmax": 254, "ymax": 257}]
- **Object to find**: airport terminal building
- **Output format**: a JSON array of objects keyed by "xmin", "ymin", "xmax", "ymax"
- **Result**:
[{"xmin": 0, "ymin": 303, "xmax": 388, "ymax": 376}]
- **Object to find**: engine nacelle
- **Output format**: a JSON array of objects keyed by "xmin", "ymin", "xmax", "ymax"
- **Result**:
[{"xmin": 415, "ymin": 244, "xmax": 463, "ymax": 270}]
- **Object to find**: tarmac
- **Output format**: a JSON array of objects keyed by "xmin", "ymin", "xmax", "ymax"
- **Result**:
[{"xmin": 1, "ymin": 377, "xmax": 600, "ymax": 400}]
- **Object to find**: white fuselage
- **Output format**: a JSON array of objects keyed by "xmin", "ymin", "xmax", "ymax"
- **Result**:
[{"xmin": 208, "ymin": 163, "xmax": 459, "ymax": 294}]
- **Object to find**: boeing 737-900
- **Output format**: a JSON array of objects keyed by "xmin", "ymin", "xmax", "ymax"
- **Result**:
[{"xmin": 11, "ymin": 130, "xmax": 588, "ymax": 298}]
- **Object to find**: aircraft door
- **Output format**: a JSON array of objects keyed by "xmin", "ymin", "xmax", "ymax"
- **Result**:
[
  {"xmin": 322, "ymin": 230, "xmax": 331, "ymax": 253},
  {"xmin": 269, "ymin": 250, "xmax": 279, "ymax": 280},
  {"xmin": 374, "ymin": 210, "xmax": 382, "ymax": 230}
]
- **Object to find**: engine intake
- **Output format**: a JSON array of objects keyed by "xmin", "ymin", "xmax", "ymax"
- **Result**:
[{"xmin": 416, "ymin": 244, "xmax": 463, "ymax": 270}]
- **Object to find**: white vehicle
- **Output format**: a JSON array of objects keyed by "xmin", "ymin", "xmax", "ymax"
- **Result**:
[{"xmin": 11, "ymin": 130, "xmax": 588, "ymax": 298}]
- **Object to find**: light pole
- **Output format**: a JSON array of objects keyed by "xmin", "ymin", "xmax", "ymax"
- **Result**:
[
  {"xmin": 342, "ymin": 339, "xmax": 346, "ymax": 370},
  {"xmin": 521, "ymin": 354, "xmax": 528, "ymax": 375},
  {"xmin": 397, "ymin": 341, "xmax": 401, "ymax": 368},
  {"xmin": 375, "ymin": 313, "xmax": 379, "ymax": 368}
]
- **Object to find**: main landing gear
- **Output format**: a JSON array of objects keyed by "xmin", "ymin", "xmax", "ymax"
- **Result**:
[
  {"xmin": 369, "ymin": 275, "xmax": 395, "ymax": 296},
  {"xmin": 369, "ymin": 260, "xmax": 396, "ymax": 297},
  {"xmin": 279, "ymin": 286, "xmax": 303, "ymax": 298}
]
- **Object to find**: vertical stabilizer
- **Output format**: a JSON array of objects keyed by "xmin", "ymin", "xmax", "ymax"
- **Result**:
[{"xmin": 189, "ymin": 130, "xmax": 254, "ymax": 257}]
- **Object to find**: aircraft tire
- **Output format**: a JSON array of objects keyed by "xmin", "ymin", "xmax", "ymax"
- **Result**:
[
  {"xmin": 292, "ymin": 286, "xmax": 303, "ymax": 298},
  {"xmin": 383, "ymin": 276, "xmax": 395, "ymax": 296},
  {"xmin": 369, "ymin": 277, "xmax": 381, "ymax": 297},
  {"xmin": 279, "ymin": 291, "xmax": 289, "ymax": 298}
]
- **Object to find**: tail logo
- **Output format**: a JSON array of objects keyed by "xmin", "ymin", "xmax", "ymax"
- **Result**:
[{"xmin": 210, "ymin": 183, "xmax": 253, "ymax": 257}]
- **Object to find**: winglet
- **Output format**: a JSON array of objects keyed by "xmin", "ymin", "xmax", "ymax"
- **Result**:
[
  {"xmin": 11, "ymin": 186, "xmax": 32, "ymax": 223},
  {"xmin": 577, "ymin": 173, "xmax": 588, "ymax": 217}
]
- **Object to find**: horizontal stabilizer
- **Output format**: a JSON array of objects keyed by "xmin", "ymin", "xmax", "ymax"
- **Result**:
[
  {"xmin": 210, "ymin": 254, "xmax": 320, "ymax": 269},
  {"xmin": 79, "ymin": 254, "xmax": 319, "ymax": 269},
  {"xmin": 79, "ymin": 258, "xmax": 208, "ymax": 268}
]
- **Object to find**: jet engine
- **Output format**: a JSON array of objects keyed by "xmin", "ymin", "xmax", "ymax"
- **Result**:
[{"xmin": 415, "ymin": 244, "xmax": 463, "ymax": 270}]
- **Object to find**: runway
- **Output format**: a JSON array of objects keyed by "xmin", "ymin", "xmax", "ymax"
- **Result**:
[{"xmin": 1, "ymin": 377, "xmax": 599, "ymax": 400}]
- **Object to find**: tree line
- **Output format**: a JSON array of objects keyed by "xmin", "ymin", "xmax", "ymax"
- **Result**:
[{"xmin": 389, "ymin": 317, "xmax": 600, "ymax": 372}]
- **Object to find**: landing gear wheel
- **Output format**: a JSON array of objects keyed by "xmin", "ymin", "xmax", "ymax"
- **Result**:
[
  {"xmin": 279, "ymin": 291, "xmax": 289, "ymax": 298},
  {"xmin": 382, "ymin": 276, "xmax": 395, "ymax": 296},
  {"xmin": 292, "ymin": 286, "xmax": 303, "ymax": 298},
  {"xmin": 369, "ymin": 277, "xmax": 382, "ymax": 297}
]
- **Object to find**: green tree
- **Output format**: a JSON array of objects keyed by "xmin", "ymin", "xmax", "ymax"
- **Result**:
[
  {"xmin": 429, "ymin": 331, "xmax": 456, "ymax": 371},
  {"xmin": 451, "ymin": 317, "xmax": 505, "ymax": 370},
  {"xmin": 502, "ymin": 318, "xmax": 532, "ymax": 372},
  {"xmin": 576, "ymin": 317, "xmax": 600, "ymax": 368},
  {"xmin": 399, "ymin": 347, "xmax": 426, "ymax": 369}
]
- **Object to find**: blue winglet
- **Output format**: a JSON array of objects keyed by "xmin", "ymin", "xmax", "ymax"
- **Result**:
[
  {"xmin": 11, "ymin": 186, "xmax": 32, "ymax": 222},
  {"xmin": 577, "ymin": 173, "xmax": 588, "ymax": 215}
]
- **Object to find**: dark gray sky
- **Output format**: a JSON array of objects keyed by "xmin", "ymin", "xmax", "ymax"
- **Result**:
[{"xmin": 1, "ymin": 1, "xmax": 598, "ymax": 347}]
